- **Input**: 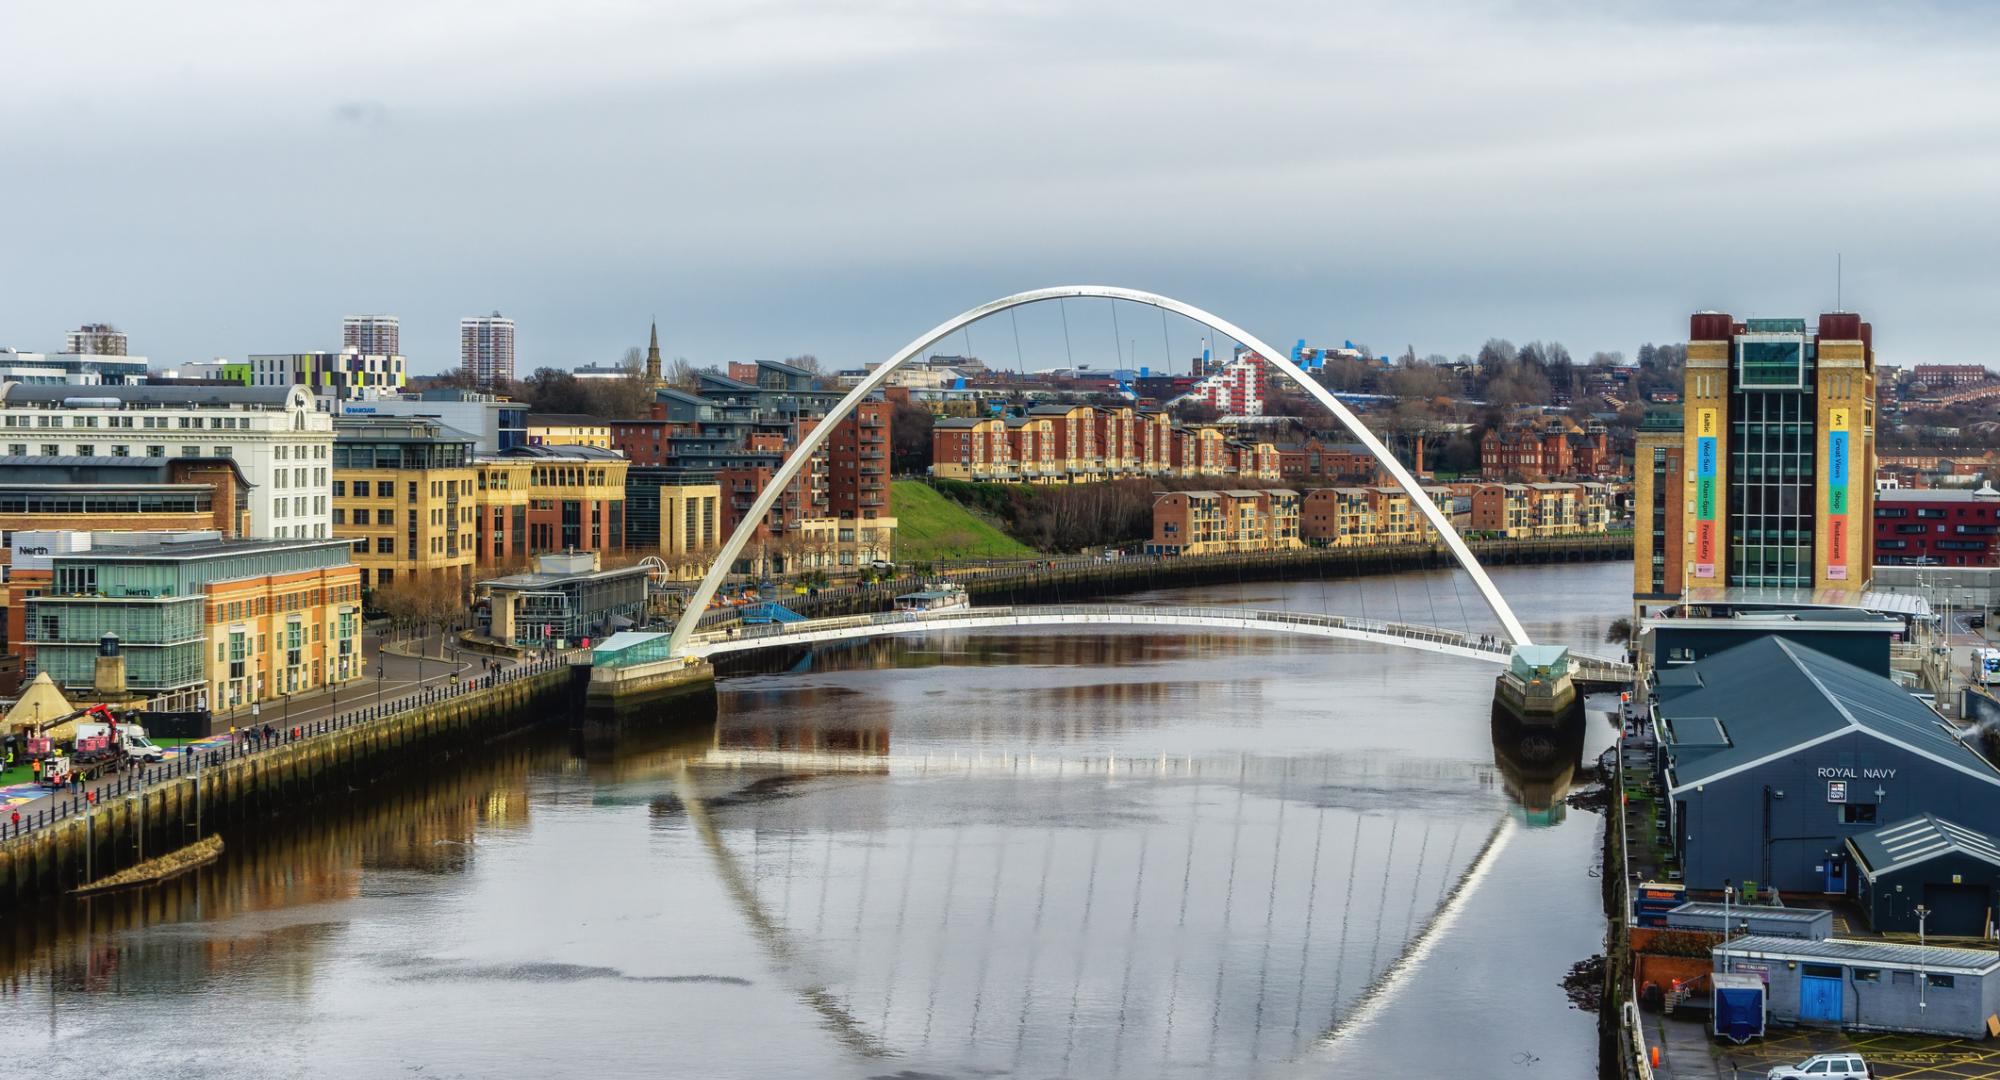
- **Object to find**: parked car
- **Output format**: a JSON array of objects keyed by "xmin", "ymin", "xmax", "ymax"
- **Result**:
[{"xmin": 1768, "ymin": 1053, "xmax": 1871, "ymax": 1079}]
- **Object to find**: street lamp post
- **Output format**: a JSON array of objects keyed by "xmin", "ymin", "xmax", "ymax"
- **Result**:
[
  {"xmin": 1917, "ymin": 902, "xmax": 1933, "ymax": 1011},
  {"xmin": 1722, "ymin": 879, "xmax": 1735, "ymax": 973}
]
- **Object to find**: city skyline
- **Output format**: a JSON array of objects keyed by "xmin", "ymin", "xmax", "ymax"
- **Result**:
[{"xmin": 6, "ymin": 2, "xmax": 1998, "ymax": 372}]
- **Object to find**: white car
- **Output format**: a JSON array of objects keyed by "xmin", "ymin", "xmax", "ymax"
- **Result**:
[{"xmin": 1768, "ymin": 1053, "xmax": 1871, "ymax": 1079}]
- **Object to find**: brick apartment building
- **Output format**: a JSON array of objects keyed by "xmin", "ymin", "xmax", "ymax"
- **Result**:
[
  {"xmin": 1148, "ymin": 489, "xmax": 1301, "ymax": 555},
  {"xmin": 1275, "ymin": 438, "xmax": 1379, "ymax": 484},
  {"xmin": 1463, "ymin": 481, "xmax": 1613, "ymax": 539},
  {"xmin": 1911, "ymin": 364, "xmax": 1990, "ymax": 389},
  {"xmin": 1299, "ymin": 486, "xmax": 1454, "ymax": 546},
  {"xmin": 933, "ymin": 405, "xmax": 1278, "ymax": 484},
  {"xmin": 1874, "ymin": 487, "xmax": 2000, "ymax": 567},
  {"xmin": 1481, "ymin": 417, "xmax": 1615, "ymax": 479}
]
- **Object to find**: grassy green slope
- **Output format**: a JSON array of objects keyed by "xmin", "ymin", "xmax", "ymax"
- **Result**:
[{"xmin": 891, "ymin": 479, "xmax": 1038, "ymax": 560}]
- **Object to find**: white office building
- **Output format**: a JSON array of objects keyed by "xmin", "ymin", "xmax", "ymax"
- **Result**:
[
  {"xmin": 461, "ymin": 312, "xmax": 515, "ymax": 389},
  {"xmin": 248, "ymin": 350, "xmax": 407, "ymax": 408},
  {"xmin": 0, "ymin": 384, "xmax": 335, "ymax": 539},
  {"xmin": 0, "ymin": 346, "xmax": 149, "ymax": 385},
  {"xmin": 342, "ymin": 315, "xmax": 400, "ymax": 357},
  {"xmin": 344, "ymin": 389, "xmax": 528, "ymax": 453}
]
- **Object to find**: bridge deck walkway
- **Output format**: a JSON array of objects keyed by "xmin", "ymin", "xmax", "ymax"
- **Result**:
[{"xmin": 679, "ymin": 604, "xmax": 1632, "ymax": 681}]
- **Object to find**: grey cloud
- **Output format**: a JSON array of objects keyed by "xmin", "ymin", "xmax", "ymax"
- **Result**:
[
  {"xmin": 2, "ymin": 1, "xmax": 1997, "ymax": 373},
  {"xmin": 331, "ymin": 100, "xmax": 391, "ymax": 127}
]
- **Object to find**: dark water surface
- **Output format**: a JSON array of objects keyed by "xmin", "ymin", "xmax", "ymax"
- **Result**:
[{"xmin": 0, "ymin": 562, "xmax": 1625, "ymax": 1079}]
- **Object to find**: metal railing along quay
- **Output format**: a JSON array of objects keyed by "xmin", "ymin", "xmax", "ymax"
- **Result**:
[
  {"xmin": 695, "ymin": 603, "xmax": 1517, "ymax": 655},
  {"xmin": 0, "ymin": 652, "xmax": 581, "ymax": 844}
]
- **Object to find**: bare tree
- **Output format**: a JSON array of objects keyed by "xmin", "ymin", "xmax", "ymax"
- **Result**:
[
  {"xmin": 665, "ymin": 356, "xmax": 700, "ymax": 390},
  {"xmin": 587, "ymin": 373, "xmax": 656, "ymax": 420},
  {"xmin": 784, "ymin": 354, "xmax": 822, "ymax": 375}
]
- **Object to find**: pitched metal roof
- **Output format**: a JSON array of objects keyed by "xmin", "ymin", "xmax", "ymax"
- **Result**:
[
  {"xmin": 479, "ymin": 443, "xmax": 627, "ymax": 462},
  {"xmin": 1669, "ymin": 902, "xmax": 1828, "ymax": 925},
  {"xmin": 1848, "ymin": 814, "xmax": 2000, "ymax": 878},
  {"xmin": 1658, "ymin": 637, "xmax": 2000, "ymax": 792},
  {"xmin": 0, "ymin": 384, "xmax": 297, "ymax": 408},
  {"xmin": 1679, "ymin": 584, "xmax": 1932, "ymax": 618},
  {"xmin": 0, "ymin": 455, "xmax": 252, "ymax": 486},
  {"xmin": 1715, "ymin": 935, "xmax": 2000, "ymax": 975}
]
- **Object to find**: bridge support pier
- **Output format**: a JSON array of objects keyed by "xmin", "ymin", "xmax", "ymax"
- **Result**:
[
  {"xmin": 1494, "ymin": 645, "xmax": 1580, "ymax": 725},
  {"xmin": 584, "ymin": 658, "xmax": 718, "ymax": 726}
]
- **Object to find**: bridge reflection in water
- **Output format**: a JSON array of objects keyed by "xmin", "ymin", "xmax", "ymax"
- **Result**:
[
  {"xmin": 0, "ymin": 668, "xmax": 1603, "ymax": 1079},
  {"xmin": 643, "ymin": 728, "xmax": 1528, "ymax": 1075}
]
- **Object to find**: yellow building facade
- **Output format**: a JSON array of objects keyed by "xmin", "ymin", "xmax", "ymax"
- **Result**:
[
  {"xmin": 333, "ymin": 417, "xmax": 479, "ymax": 593},
  {"xmin": 471, "ymin": 444, "xmax": 630, "ymax": 565},
  {"xmin": 525, "ymin": 413, "xmax": 613, "ymax": 449}
]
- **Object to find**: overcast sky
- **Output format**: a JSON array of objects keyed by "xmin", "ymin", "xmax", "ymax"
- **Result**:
[{"xmin": 4, "ymin": 1, "xmax": 1997, "ymax": 375}]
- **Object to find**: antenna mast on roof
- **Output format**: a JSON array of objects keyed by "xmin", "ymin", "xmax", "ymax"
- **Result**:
[{"xmin": 1837, "ymin": 252, "xmax": 1843, "ymax": 313}]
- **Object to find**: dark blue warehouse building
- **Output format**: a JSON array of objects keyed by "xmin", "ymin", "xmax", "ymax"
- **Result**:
[{"xmin": 1655, "ymin": 636, "xmax": 2000, "ymax": 895}]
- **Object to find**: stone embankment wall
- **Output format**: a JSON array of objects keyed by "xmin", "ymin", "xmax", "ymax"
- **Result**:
[{"xmin": 0, "ymin": 667, "xmax": 571, "ymax": 911}]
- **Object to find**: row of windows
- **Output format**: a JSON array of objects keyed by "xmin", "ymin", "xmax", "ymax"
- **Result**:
[
  {"xmin": 1, "ymin": 413, "xmax": 256, "ymax": 430},
  {"xmin": 213, "ymin": 585, "xmax": 358, "ymax": 622},
  {"xmin": 272, "ymin": 467, "xmax": 328, "ymax": 489}
]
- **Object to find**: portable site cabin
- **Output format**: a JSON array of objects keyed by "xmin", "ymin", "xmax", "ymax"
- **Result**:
[
  {"xmin": 1714, "ymin": 935, "xmax": 2000, "ymax": 1039},
  {"xmin": 1712, "ymin": 972, "xmax": 1768, "ymax": 1043}
]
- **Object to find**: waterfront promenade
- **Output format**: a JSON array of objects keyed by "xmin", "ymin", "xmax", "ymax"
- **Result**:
[{"xmin": 0, "ymin": 638, "xmax": 576, "ymax": 844}]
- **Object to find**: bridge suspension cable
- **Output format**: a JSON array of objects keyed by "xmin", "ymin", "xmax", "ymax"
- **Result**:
[{"xmin": 664, "ymin": 286, "xmax": 1535, "ymax": 658}]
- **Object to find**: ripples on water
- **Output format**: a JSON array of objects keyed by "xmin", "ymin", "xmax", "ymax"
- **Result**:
[{"xmin": 0, "ymin": 563, "xmax": 1622, "ymax": 1079}]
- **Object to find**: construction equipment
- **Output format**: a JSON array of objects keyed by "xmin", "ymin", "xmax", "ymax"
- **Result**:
[{"xmin": 31, "ymin": 704, "xmax": 141, "ymax": 788}]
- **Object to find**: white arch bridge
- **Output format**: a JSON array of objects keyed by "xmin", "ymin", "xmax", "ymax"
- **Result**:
[
  {"xmin": 605, "ymin": 284, "xmax": 1626, "ymax": 690},
  {"xmin": 655, "ymin": 605, "xmax": 1629, "ymax": 682},
  {"xmin": 663, "ymin": 285, "xmax": 1538, "ymax": 661}
]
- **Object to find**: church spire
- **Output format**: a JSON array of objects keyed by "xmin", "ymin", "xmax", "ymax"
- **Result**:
[{"xmin": 645, "ymin": 318, "xmax": 662, "ymax": 385}]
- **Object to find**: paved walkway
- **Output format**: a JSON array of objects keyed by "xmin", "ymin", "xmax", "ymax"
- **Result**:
[
  {"xmin": 0, "ymin": 634, "xmax": 572, "ymax": 835},
  {"xmin": 1654, "ymin": 1012, "xmax": 2000, "ymax": 1078}
]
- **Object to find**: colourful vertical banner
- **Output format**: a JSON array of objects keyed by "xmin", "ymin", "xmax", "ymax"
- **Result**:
[
  {"xmin": 1694, "ymin": 407, "xmax": 1718, "ymax": 579},
  {"xmin": 1827, "ymin": 408, "xmax": 1850, "ymax": 580}
]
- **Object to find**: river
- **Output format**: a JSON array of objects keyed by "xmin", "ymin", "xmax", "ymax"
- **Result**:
[{"xmin": 0, "ymin": 560, "xmax": 1627, "ymax": 1079}]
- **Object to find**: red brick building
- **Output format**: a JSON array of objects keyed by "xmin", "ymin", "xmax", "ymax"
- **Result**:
[
  {"xmin": 609, "ymin": 418, "xmax": 686, "ymax": 466},
  {"xmin": 1874, "ymin": 488, "xmax": 2000, "ymax": 567},
  {"xmin": 1911, "ymin": 364, "xmax": 1989, "ymax": 389},
  {"xmin": 1276, "ymin": 438, "xmax": 1379, "ymax": 484},
  {"xmin": 827, "ymin": 399, "xmax": 889, "ymax": 520},
  {"xmin": 1481, "ymin": 417, "xmax": 1615, "ymax": 479}
]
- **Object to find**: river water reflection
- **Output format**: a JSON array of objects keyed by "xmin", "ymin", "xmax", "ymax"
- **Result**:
[{"xmin": 0, "ymin": 562, "xmax": 1624, "ymax": 1079}]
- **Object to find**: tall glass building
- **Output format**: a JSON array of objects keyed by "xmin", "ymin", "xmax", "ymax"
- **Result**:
[{"xmin": 1635, "ymin": 311, "xmax": 1876, "ymax": 602}]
